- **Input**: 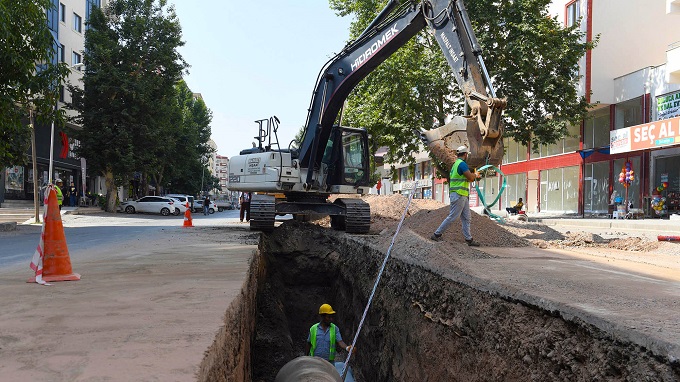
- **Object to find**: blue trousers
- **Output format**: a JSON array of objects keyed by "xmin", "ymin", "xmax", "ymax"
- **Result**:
[{"xmin": 434, "ymin": 192, "xmax": 472, "ymax": 241}]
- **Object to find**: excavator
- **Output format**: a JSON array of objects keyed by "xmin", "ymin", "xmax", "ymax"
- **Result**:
[{"xmin": 228, "ymin": 0, "xmax": 506, "ymax": 234}]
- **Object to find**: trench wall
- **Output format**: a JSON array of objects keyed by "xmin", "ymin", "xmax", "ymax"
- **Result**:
[
  {"xmin": 201, "ymin": 223, "xmax": 680, "ymax": 381},
  {"xmin": 196, "ymin": 248, "xmax": 262, "ymax": 382}
]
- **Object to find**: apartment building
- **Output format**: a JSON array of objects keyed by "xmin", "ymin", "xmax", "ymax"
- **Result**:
[
  {"xmin": 214, "ymin": 154, "xmax": 229, "ymax": 195},
  {"xmin": 386, "ymin": 0, "xmax": 680, "ymax": 218},
  {"xmin": 1, "ymin": 0, "xmax": 105, "ymax": 205}
]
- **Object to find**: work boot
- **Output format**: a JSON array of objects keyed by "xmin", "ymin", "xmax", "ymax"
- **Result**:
[
  {"xmin": 430, "ymin": 233, "xmax": 443, "ymax": 242},
  {"xmin": 466, "ymin": 239, "xmax": 480, "ymax": 247}
]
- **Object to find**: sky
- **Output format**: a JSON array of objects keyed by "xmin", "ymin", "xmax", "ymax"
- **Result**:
[{"xmin": 170, "ymin": 0, "xmax": 354, "ymax": 159}]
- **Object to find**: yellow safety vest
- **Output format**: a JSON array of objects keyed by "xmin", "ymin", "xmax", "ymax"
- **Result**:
[
  {"xmin": 449, "ymin": 159, "xmax": 469, "ymax": 197},
  {"xmin": 55, "ymin": 186, "xmax": 63, "ymax": 205},
  {"xmin": 309, "ymin": 323, "xmax": 337, "ymax": 361}
]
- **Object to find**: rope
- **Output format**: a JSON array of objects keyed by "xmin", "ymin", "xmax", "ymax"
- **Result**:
[
  {"xmin": 473, "ymin": 164, "xmax": 507, "ymax": 223},
  {"xmin": 340, "ymin": 186, "xmax": 416, "ymax": 380}
]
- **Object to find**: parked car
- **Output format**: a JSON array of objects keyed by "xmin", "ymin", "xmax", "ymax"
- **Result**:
[
  {"xmin": 168, "ymin": 197, "xmax": 189, "ymax": 216},
  {"xmin": 166, "ymin": 194, "xmax": 194, "ymax": 209},
  {"xmin": 215, "ymin": 198, "xmax": 236, "ymax": 212},
  {"xmin": 193, "ymin": 200, "xmax": 217, "ymax": 214},
  {"xmin": 118, "ymin": 196, "xmax": 176, "ymax": 216}
]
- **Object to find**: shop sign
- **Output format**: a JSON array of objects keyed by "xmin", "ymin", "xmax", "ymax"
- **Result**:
[
  {"xmin": 657, "ymin": 91, "xmax": 680, "ymax": 120},
  {"xmin": 610, "ymin": 115, "xmax": 680, "ymax": 154}
]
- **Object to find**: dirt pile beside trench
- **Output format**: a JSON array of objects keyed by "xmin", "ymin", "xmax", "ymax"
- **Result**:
[{"xmin": 340, "ymin": 194, "xmax": 531, "ymax": 248}]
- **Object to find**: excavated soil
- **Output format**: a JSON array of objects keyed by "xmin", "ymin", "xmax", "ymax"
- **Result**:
[{"xmin": 197, "ymin": 195, "xmax": 680, "ymax": 381}]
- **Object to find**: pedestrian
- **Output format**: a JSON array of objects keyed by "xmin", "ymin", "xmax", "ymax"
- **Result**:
[
  {"xmin": 430, "ymin": 145, "xmax": 481, "ymax": 246},
  {"xmin": 376, "ymin": 179, "xmax": 382, "ymax": 195},
  {"xmin": 203, "ymin": 195, "xmax": 211, "ymax": 216},
  {"xmin": 305, "ymin": 304, "xmax": 355, "ymax": 363},
  {"xmin": 239, "ymin": 192, "xmax": 251, "ymax": 222},
  {"xmin": 506, "ymin": 198, "xmax": 524, "ymax": 214},
  {"xmin": 55, "ymin": 179, "xmax": 64, "ymax": 211},
  {"xmin": 69, "ymin": 182, "xmax": 77, "ymax": 207}
]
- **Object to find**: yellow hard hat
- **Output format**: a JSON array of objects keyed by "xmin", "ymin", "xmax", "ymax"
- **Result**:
[{"xmin": 319, "ymin": 303, "xmax": 336, "ymax": 315}]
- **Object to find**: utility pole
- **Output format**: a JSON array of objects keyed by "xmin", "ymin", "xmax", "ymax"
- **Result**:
[{"xmin": 30, "ymin": 108, "xmax": 40, "ymax": 223}]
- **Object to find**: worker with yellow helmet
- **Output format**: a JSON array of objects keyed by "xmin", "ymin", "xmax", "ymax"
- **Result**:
[{"xmin": 305, "ymin": 303, "xmax": 355, "ymax": 363}]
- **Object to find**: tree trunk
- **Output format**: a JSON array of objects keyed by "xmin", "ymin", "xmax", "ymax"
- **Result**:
[{"xmin": 105, "ymin": 168, "xmax": 117, "ymax": 212}]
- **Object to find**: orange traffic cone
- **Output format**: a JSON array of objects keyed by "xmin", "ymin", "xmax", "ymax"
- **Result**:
[
  {"xmin": 183, "ymin": 202, "xmax": 193, "ymax": 227},
  {"xmin": 28, "ymin": 187, "xmax": 80, "ymax": 284}
]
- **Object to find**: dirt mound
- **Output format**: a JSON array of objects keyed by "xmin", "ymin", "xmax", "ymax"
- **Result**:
[
  {"xmin": 607, "ymin": 237, "xmax": 660, "ymax": 251},
  {"xmin": 365, "ymin": 194, "xmax": 530, "ymax": 248}
]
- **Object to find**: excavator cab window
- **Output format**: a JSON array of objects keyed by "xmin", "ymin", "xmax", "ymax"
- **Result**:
[{"xmin": 341, "ymin": 129, "xmax": 369, "ymax": 186}]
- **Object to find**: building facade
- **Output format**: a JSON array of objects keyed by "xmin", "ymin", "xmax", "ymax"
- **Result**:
[
  {"xmin": 386, "ymin": 0, "xmax": 680, "ymax": 218},
  {"xmin": 214, "ymin": 154, "xmax": 229, "ymax": 195},
  {"xmin": 499, "ymin": 0, "xmax": 680, "ymax": 215},
  {"xmin": 1, "ymin": 0, "xmax": 105, "ymax": 206}
]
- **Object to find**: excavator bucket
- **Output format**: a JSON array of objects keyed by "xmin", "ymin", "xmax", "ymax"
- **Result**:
[{"xmin": 422, "ymin": 116, "xmax": 504, "ymax": 169}]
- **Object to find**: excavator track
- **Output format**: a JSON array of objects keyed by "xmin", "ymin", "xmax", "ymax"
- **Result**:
[
  {"xmin": 249, "ymin": 194, "xmax": 276, "ymax": 232},
  {"xmin": 332, "ymin": 198, "xmax": 370, "ymax": 234}
]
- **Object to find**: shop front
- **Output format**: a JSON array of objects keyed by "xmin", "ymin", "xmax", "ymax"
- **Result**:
[
  {"xmin": 1, "ymin": 124, "xmax": 83, "ymax": 205},
  {"xmin": 610, "ymin": 114, "xmax": 680, "ymax": 218}
]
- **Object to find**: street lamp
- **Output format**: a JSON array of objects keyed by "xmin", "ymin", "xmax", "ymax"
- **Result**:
[{"xmin": 48, "ymin": 62, "xmax": 84, "ymax": 185}]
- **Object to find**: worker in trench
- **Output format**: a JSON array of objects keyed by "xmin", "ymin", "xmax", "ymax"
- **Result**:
[
  {"xmin": 431, "ymin": 145, "xmax": 482, "ymax": 246},
  {"xmin": 305, "ymin": 303, "xmax": 356, "ymax": 377}
]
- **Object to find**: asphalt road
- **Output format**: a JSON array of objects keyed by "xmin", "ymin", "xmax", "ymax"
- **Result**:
[{"xmin": 0, "ymin": 208, "xmax": 242, "ymax": 269}]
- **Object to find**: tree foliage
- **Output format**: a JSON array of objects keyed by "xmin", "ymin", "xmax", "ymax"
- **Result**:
[
  {"xmin": 68, "ymin": 0, "xmax": 188, "ymax": 211},
  {"xmin": 163, "ymin": 80, "xmax": 215, "ymax": 195},
  {"xmin": 0, "ymin": 0, "xmax": 69, "ymax": 169},
  {"xmin": 329, "ymin": 0, "xmax": 596, "ymax": 167}
]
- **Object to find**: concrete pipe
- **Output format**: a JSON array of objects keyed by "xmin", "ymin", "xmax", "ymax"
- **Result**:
[{"xmin": 274, "ymin": 356, "xmax": 342, "ymax": 382}]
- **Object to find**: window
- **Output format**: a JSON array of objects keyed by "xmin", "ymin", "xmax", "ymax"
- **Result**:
[
  {"xmin": 584, "ymin": 108, "xmax": 610, "ymax": 149},
  {"xmin": 59, "ymin": 3, "xmax": 66, "ymax": 22},
  {"xmin": 584, "ymin": 161, "xmax": 610, "ymax": 214},
  {"xmin": 59, "ymin": 44, "xmax": 65, "ymax": 63},
  {"xmin": 503, "ymin": 138, "xmax": 528, "ymax": 164},
  {"xmin": 502, "ymin": 173, "xmax": 527, "ymax": 211},
  {"xmin": 528, "ymin": 123, "xmax": 581, "ymax": 159},
  {"xmin": 72, "ymin": 52, "xmax": 82, "ymax": 68},
  {"xmin": 566, "ymin": 1, "xmax": 580, "ymax": 27},
  {"xmin": 73, "ymin": 13, "xmax": 82, "ymax": 33},
  {"xmin": 59, "ymin": 86, "xmax": 65, "ymax": 102},
  {"xmin": 615, "ymin": 97, "xmax": 643, "ymax": 130},
  {"xmin": 540, "ymin": 166, "xmax": 579, "ymax": 212}
]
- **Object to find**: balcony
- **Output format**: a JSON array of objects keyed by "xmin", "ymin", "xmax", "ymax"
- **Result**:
[
  {"xmin": 668, "ymin": 0, "xmax": 680, "ymax": 14},
  {"xmin": 668, "ymin": 40, "xmax": 680, "ymax": 83}
]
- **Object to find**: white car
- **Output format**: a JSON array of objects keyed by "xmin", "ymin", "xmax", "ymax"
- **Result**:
[
  {"xmin": 118, "ymin": 196, "xmax": 176, "ymax": 216},
  {"xmin": 168, "ymin": 197, "xmax": 189, "ymax": 216}
]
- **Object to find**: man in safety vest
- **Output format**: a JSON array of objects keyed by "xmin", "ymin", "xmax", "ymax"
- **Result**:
[
  {"xmin": 55, "ymin": 179, "xmax": 64, "ymax": 211},
  {"xmin": 305, "ymin": 303, "xmax": 354, "ymax": 363},
  {"xmin": 431, "ymin": 145, "xmax": 481, "ymax": 246}
]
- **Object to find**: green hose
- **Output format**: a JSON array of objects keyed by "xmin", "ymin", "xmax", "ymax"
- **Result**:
[{"xmin": 473, "ymin": 164, "xmax": 507, "ymax": 223}]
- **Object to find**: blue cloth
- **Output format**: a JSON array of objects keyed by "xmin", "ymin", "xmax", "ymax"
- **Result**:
[
  {"xmin": 456, "ymin": 160, "xmax": 470, "ymax": 175},
  {"xmin": 307, "ymin": 323, "xmax": 343, "ymax": 361},
  {"xmin": 434, "ymin": 192, "xmax": 472, "ymax": 241}
]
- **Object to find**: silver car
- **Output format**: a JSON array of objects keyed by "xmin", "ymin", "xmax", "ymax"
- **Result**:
[{"xmin": 118, "ymin": 196, "xmax": 175, "ymax": 216}]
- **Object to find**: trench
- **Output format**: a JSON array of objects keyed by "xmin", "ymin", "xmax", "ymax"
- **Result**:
[{"xmin": 197, "ymin": 222, "xmax": 679, "ymax": 381}]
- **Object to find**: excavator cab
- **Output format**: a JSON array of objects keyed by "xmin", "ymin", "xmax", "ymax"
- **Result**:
[{"xmin": 322, "ymin": 126, "xmax": 370, "ymax": 189}]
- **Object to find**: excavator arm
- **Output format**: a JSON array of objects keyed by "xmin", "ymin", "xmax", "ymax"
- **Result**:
[{"xmin": 298, "ymin": 0, "xmax": 506, "ymax": 182}]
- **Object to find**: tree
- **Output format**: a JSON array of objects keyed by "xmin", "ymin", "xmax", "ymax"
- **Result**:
[
  {"xmin": 162, "ymin": 80, "xmax": 214, "ymax": 196},
  {"xmin": 68, "ymin": 0, "xmax": 187, "ymax": 211},
  {"xmin": 0, "ymin": 0, "xmax": 69, "ymax": 169},
  {"xmin": 329, "ymin": 0, "xmax": 596, "ymax": 169}
]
